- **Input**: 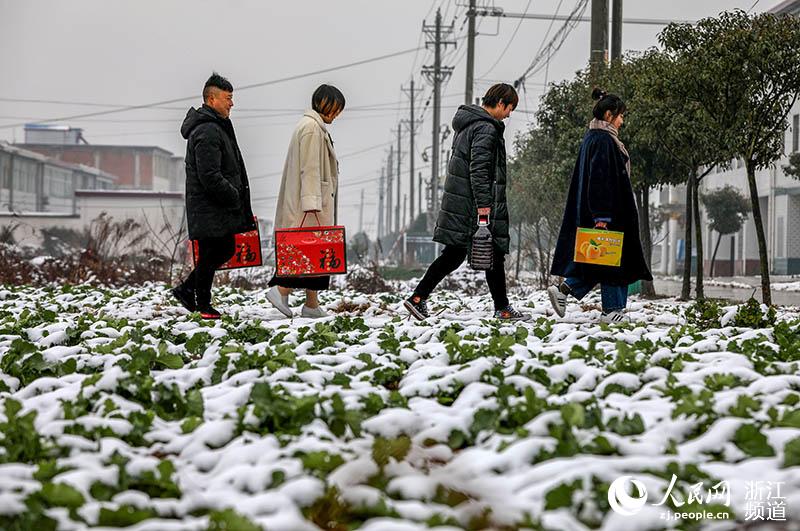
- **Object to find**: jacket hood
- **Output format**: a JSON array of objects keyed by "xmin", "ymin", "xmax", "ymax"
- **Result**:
[
  {"xmin": 181, "ymin": 105, "xmax": 223, "ymax": 139},
  {"xmin": 451, "ymin": 104, "xmax": 504, "ymax": 133}
]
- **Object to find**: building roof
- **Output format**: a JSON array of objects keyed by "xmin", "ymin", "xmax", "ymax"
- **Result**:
[
  {"xmin": 24, "ymin": 123, "xmax": 82, "ymax": 132},
  {"xmin": 15, "ymin": 143, "xmax": 176, "ymax": 157},
  {"xmin": 770, "ymin": 0, "xmax": 800, "ymax": 14}
]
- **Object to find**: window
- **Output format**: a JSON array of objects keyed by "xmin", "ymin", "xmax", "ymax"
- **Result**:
[
  {"xmin": 0, "ymin": 152, "xmax": 9, "ymax": 189},
  {"xmin": 44, "ymin": 166, "xmax": 73, "ymax": 198},
  {"xmin": 13, "ymin": 159, "xmax": 38, "ymax": 193},
  {"xmin": 793, "ymin": 114, "xmax": 799, "ymax": 153},
  {"xmin": 737, "ymin": 230, "xmax": 743, "ymax": 259}
]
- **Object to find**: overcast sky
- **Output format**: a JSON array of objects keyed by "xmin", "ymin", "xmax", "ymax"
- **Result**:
[{"xmin": 0, "ymin": 0, "xmax": 769, "ymax": 238}]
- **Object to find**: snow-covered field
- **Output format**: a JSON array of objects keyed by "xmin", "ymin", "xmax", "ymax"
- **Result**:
[{"xmin": 1, "ymin": 277, "xmax": 799, "ymax": 530}]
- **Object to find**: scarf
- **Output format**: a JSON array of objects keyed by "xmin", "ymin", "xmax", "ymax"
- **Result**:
[{"xmin": 589, "ymin": 118, "xmax": 631, "ymax": 179}]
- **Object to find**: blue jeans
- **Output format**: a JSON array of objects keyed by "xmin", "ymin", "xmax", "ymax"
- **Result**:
[{"xmin": 564, "ymin": 277, "xmax": 628, "ymax": 313}]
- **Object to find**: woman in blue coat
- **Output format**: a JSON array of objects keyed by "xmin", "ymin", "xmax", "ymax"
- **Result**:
[{"xmin": 548, "ymin": 88, "xmax": 652, "ymax": 324}]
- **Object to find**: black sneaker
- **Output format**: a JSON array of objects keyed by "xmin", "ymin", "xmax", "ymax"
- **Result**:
[
  {"xmin": 493, "ymin": 305, "xmax": 532, "ymax": 321},
  {"xmin": 171, "ymin": 285, "xmax": 196, "ymax": 312},
  {"xmin": 404, "ymin": 295, "xmax": 430, "ymax": 321},
  {"xmin": 198, "ymin": 306, "xmax": 222, "ymax": 320}
]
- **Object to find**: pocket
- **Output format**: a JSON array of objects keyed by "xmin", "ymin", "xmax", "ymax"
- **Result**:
[{"xmin": 321, "ymin": 180, "xmax": 332, "ymax": 207}]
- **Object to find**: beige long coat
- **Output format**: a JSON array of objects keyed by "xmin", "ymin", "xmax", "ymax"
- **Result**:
[{"xmin": 274, "ymin": 110, "xmax": 339, "ymax": 229}]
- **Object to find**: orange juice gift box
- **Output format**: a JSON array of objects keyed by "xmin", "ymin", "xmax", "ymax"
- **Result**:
[{"xmin": 573, "ymin": 228, "xmax": 624, "ymax": 267}]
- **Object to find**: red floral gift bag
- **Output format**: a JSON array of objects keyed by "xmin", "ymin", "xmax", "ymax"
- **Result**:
[
  {"xmin": 274, "ymin": 213, "xmax": 347, "ymax": 277},
  {"xmin": 192, "ymin": 217, "xmax": 262, "ymax": 270}
]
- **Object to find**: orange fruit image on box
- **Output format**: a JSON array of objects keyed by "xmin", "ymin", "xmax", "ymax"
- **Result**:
[{"xmin": 573, "ymin": 228, "xmax": 624, "ymax": 267}]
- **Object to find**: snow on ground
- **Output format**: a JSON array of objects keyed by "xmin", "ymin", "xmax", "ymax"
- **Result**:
[{"xmin": 1, "ymin": 272, "xmax": 799, "ymax": 530}]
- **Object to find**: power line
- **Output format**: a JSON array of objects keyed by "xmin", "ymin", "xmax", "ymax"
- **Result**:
[
  {"xmin": 0, "ymin": 97, "xmax": 439, "ymax": 115},
  {"xmin": 513, "ymin": 0, "xmax": 590, "ymax": 89},
  {"xmin": 480, "ymin": 0, "xmax": 534, "ymax": 79},
  {"xmin": 0, "ymin": 46, "xmax": 424, "ymax": 131}
]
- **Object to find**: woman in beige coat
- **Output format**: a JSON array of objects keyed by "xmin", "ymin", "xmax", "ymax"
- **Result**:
[{"xmin": 267, "ymin": 85, "xmax": 345, "ymax": 319}]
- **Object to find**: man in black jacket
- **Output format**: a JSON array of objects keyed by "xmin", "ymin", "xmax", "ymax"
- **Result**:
[
  {"xmin": 404, "ymin": 84, "xmax": 530, "ymax": 322},
  {"xmin": 171, "ymin": 73, "xmax": 255, "ymax": 319}
]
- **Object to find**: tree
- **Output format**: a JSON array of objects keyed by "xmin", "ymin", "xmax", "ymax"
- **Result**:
[
  {"xmin": 508, "ymin": 74, "xmax": 590, "ymax": 287},
  {"xmin": 783, "ymin": 152, "xmax": 800, "ymax": 179},
  {"xmin": 599, "ymin": 54, "xmax": 688, "ymax": 297},
  {"xmin": 635, "ymin": 48, "xmax": 733, "ymax": 300},
  {"xmin": 659, "ymin": 10, "xmax": 800, "ymax": 305},
  {"xmin": 700, "ymin": 186, "xmax": 751, "ymax": 277}
]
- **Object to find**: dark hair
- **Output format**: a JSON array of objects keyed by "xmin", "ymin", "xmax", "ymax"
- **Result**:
[
  {"xmin": 482, "ymin": 83, "xmax": 519, "ymax": 109},
  {"xmin": 203, "ymin": 73, "xmax": 234, "ymax": 102},
  {"xmin": 312, "ymin": 84, "xmax": 346, "ymax": 116},
  {"xmin": 591, "ymin": 87, "xmax": 626, "ymax": 120}
]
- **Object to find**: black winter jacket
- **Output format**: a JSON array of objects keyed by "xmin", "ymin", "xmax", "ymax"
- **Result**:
[
  {"xmin": 181, "ymin": 105, "xmax": 255, "ymax": 240},
  {"xmin": 550, "ymin": 129, "xmax": 652, "ymax": 285},
  {"xmin": 433, "ymin": 105, "xmax": 510, "ymax": 253}
]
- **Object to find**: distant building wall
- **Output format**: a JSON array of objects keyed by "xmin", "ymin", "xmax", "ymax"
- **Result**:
[{"xmin": 0, "ymin": 190, "xmax": 186, "ymax": 257}]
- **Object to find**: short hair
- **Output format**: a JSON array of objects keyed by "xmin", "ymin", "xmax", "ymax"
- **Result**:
[
  {"xmin": 203, "ymin": 73, "xmax": 234, "ymax": 102},
  {"xmin": 591, "ymin": 87, "xmax": 627, "ymax": 120},
  {"xmin": 312, "ymin": 84, "xmax": 346, "ymax": 116},
  {"xmin": 482, "ymin": 83, "xmax": 519, "ymax": 109}
]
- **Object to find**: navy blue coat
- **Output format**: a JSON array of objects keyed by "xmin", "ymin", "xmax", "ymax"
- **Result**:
[
  {"xmin": 434, "ymin": 105, "xmax": 510, "ymax": 253},
  {"xmin": 181, "ymin": 105, "xmax": 255, "ymax": 240},
  {"xmin": 550, "ymin": 129, "xmax": 652, "ymax": 286}
]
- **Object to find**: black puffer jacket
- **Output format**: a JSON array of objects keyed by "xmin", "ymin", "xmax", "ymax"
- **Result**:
[
  {"xmin": 181, "ymin": 105, "xmax": 255, "ymax": 240},
  {"xmin": 433, "ymin": 105, "xmax": 510, "ymax": 253}
]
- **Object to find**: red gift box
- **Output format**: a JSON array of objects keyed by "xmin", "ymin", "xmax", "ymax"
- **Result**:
[
  {"xmin": 274, "ymin": 213, "xmax": 347, "ymax": 277},
  {"xmin": 191, "ymin": 217, "xmax": 263, "ymax": 270}
]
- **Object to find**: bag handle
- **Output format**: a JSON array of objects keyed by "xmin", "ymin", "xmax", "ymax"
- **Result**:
[{"xmin": 300, "ymin": 211, "xmax": 323, "ymax": 227}]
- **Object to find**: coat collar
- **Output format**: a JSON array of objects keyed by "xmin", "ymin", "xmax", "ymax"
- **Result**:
[{"xmin": 303, "ymin": 109, "xmax": 328, "ymax": 132}]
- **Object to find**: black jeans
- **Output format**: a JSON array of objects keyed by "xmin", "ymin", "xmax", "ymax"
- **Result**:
[
  {"xmin": 182, "ymin": 235, "xmax": 236, "ymax": 308},
  {"xmin": 413, "ymin": 245, "xmax": 509, "ymax": 310}
]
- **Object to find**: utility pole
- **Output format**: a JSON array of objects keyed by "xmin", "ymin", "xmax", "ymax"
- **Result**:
[
  {"xmin": 465, "ymin": 0, "xmax": 477, "ymax": 105},
  {"xmin": 396, "ymin": 123, "xmax": 402, "ymax": 233},
  {"xmin": 402, "ymin": 80, "xmax": 422, "ymax": 225},
  {"xmin": 386, "ymin": 147, "xmax": 394, "ymax": 235},
  {"xmin": 590, "ymin": 0, "xmax": 609, "ymax": 77},
  {"xmin": 422, "ymin": 8, "xmax": 455, "ymax": 231},
  {"xmin": 377, "ymin": 167, "xmax": 385, "ymax": 239},
  {"xmin": 611, "ymin": 0, "xmax": 623, "ymax": 61},
  {"xmin": 418, "ymin": 171, "xmax": 423, "ymax": 225},
  {"xmin": 359, "ymin": 188, "xmax": 364, "ymax": 234}
]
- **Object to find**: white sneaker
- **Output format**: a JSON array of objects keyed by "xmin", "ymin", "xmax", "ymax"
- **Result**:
[
  {"xmin": 266, "ymin": 286, "xmax": 292, "ymax": 318},
  {"xmin": 301, "ymin": 305, "xmax": 329, "ymax": 319},
  {"xmin": 600, "ymin": 310, "xmax": 629, "ymax": 324},
  {"xmin": 547, "ymin": 285, "xmax": 567, "ymax": 317}
]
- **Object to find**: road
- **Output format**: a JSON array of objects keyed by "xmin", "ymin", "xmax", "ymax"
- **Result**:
[{"xmin": 653, "ymin": 278, "xmax": 800, "ymax": 306}]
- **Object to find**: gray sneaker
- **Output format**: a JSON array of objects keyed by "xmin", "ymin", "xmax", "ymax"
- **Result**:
[
  {"xmin": 493, "ymin": 305, "xmax": 532, "ymax": 321},
  {"xmin": 600, "ymin": 310, "xmax": 629, "ymax": 324},
  {"xmin": 266, "ymin": 286, "xmax": 292, "ymax": 318},
  {"xmin": 301, "ymin": 305, "xmax": 329, "ymax": 319},
  {"xmin": 547, "ymin": 285, "xmax": 567, "ymax": 318}
]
